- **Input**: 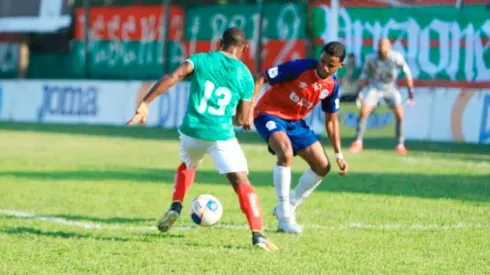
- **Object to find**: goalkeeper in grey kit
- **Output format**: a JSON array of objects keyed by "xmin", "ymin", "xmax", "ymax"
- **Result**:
[{"xmin": 349, "ymin": 38, "xmax": 415, "ymax": 155}]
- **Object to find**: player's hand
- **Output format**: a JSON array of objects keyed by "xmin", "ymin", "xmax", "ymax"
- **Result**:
[
  {"xmin": 406, "ymin": 87, "xmax": 415, "ymax": 108},
  {"xmin": 405, "ymin": 98, "xmax": 415, "ymax": 108},
  {"xmin": 242, "ymin": 112, "xmax": 254, "ymax": 131},
  {"xmin": 336, "ymin": 158, "xmax": 348, "ymax": 176},
  {"xmin": 127, "ymin": 102, "xmax": 149, "ymax": 125}
]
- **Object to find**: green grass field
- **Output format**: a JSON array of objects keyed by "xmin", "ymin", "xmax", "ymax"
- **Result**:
[{"xmin": 1, "ymin": 120, "xmax": 489, "ymax": 274}]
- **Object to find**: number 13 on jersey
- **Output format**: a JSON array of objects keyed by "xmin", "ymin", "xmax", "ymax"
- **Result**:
[{"xmin": 197, "ymin": 80, "xmax": 232, "ymax": 116}]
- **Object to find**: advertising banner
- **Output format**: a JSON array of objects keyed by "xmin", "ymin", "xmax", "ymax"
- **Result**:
[
  {"xmin": 1, "ymin": 80, "xmax": 489, "ymax": 144},
  {"xmin": 184, "ymin": 3, "xmax": 307, "ymax": 73},
  {"xmin": 312, "ymin": 3, "xmax": 490, "ymax": 85},
  {"xmin": 74, "ymin": 5, "xmax": 186, "ymax": 79}
]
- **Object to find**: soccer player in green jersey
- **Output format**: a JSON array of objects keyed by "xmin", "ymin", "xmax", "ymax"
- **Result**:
[{"xmin": 127, "ymin": 27, "xmax": 277, "ymax": 252}]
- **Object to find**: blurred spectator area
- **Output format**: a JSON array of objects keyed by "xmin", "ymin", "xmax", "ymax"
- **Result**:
[{"xmin": 0, "ymin": 0, "xmax": 487, "ymax": 80}]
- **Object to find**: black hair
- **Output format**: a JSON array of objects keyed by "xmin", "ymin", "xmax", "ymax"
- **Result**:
[
  {"xmin": 322, "ymin": 41, "xmax": 346, "ymax": 62},
  {"xmin": 348, "ymin": 53, "xmax": 356, "ymax": 58},
  {"xmin": 222, "ymin": 27, "xmax": 247, "ymax": 47}
]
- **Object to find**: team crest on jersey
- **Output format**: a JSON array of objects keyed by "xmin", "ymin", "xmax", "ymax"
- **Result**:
[
  {"xmin": 265, "ymin": 121, "xmax": 277, "ymax": 131},
  {"xmin": 313, "ymin": 83, "xmax": 322, "ymax": 91},
  {"xmin": 289, "ymin": 92, "xmax": 300, "ymax": 103},
  {"xmin": 319, "ymin": 90, "xmax": 329, "ymax": 99}
]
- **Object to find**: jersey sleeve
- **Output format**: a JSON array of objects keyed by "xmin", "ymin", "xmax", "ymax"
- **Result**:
[
  {"xmin": 396, "ymin": 53, "xmax": 413, "ymax": 80},
  {"xmin": 240, "ymin": 68, "xmax": 255, "ymax": 101},
  {"xmin": 185, "ymin": 53, "xmax": 201, "ymax": 70},
  {"xmin": 264, "ymin": 59, "xmax": 316, "ymax": 85},
  {"xmin": 321, "ymin": 78, "xmax": 340, "ymax": 114},
  {"xmin": 359, "ymin": 56, "xmax": 372, "ymax": 80}
]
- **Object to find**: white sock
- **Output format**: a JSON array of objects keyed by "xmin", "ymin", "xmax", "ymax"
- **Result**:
[
  {"xmin": 290, "ymin": 168, "xmax": 323, "ymax": 210},
  {"xmin": 273, "ymin": 165, "xmax": 291, "ymax": 220}
]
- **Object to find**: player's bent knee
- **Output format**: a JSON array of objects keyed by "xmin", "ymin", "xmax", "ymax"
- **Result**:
[
  {"xmin": 360, "ymin": 107, "xmax": 372, "ymax": 118},
  {"xmin": 226, "ymin": 172, "xmax": 250, "ymax": 190},
  {"xmin": 276, "ymin": 149, "xmax": 294, "ymax": 166},
  {"xmin": 312, "ymin": 162, "xmax": 331, "ymax": 177},
  {"xmin": 393, "ymin": 108, "xmax": 404, "ymax": 121}
]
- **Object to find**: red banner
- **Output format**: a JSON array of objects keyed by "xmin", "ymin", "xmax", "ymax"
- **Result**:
[
  {"xmin": 183, "ymin": 40, "xmax": 306, "ymax": 73},
  {"xmin": 74, "ymin": 5, "xmax": 185, "ymax": 41}
]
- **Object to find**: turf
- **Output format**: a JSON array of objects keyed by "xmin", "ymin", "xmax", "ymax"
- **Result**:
[{"xmin": 0, "ymin": 119, "xmax": 489, "ymax": 274}]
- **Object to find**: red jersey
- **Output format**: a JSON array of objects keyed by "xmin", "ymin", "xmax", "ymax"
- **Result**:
[{"xmin": 254, "ymin": 59, "xmax": 340, "ymax": 121}]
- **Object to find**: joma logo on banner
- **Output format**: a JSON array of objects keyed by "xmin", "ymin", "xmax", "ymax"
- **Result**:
[{"xmin": 37, "ymin": 85, "xmax": 98, "ymax": 121}]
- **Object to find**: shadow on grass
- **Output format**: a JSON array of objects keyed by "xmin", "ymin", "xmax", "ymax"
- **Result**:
[
  {"xmin": 1, "ymin": 168, "xmax": 489, "ymax": 202},
  {"xmin": 0, "ymin": 226, "xmax": 131, "ymax": 242},
  {"xmin": 0, "ymin": 225, "xmax": 186, "ymax": 241},
  {"xmin": 1, "ymin": 121, "xmax": 488, "ymax": 156}
]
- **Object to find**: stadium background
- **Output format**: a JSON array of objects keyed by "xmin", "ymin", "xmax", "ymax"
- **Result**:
[
  {"xmin": 0, "ymin": 0, "xmax": 488, "ymax": 144},
  {"xmin": 0, "ymin": 1, "xmax": 490, "ymax": 274},
  {"xmin": 0, "ymin": 0, "xmax": 489, "ymax": 144}
]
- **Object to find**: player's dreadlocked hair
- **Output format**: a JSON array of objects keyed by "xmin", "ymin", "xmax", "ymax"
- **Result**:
[
  {"xmin": 222, "ymin": 27, "xmax": 247, "ymax": 47},
  {"xmin": 323, "ymin": 41, "xmax": 346, "ymax": 62}
]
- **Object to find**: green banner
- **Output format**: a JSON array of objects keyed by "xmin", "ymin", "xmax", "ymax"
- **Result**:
[
  {"xmin": 185, "ymin": 3, "xmax": 306, "ymax": 41},
  {"xmin": 313, "ymin": 5, "xmax": 490, "ymax": 82},
  {"xmin": 27, "ymin": 3, "xmax": 307, "ymax": 80},
  {"xmin": 0, "ymin": 43, "xmax": 19, "ymax": 78},
  {"xmin": 184, "ymin": 3, "xmax": 307, "ymax": 73}
]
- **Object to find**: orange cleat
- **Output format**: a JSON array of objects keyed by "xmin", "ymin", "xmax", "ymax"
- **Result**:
[
  {"xmin": 349, "ymin": 141, "xmax": 363, "ymax": 153},
  {"xmin": 396, "ymin": 144, "xmax": 408, "ymax": 155}
]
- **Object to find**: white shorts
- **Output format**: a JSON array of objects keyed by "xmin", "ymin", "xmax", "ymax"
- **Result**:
[
  {"xmin": 179, "ymin": 132, "xmax": 249, "ymax": 175},
  {"xmin": 363, "ymin": 86, "xmax": 402, "ymax": 108}
]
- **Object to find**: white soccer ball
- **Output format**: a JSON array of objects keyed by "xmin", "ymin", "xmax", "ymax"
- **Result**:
[{"xmin": 190, "ymin": 194, "xmax": 223, "ymax": 227}]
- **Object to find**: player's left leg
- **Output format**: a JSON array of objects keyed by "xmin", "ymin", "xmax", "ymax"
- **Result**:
[
  {"xmin": 157, "ymin": 132, "xmax": 207, "ymax": 232},
  {"xmin": 288, "ymin": 121, "xmax": 330, "ymax": 221},
  {"xmin": 386, "ymin": 90, "xmax": 407, "ymax": 155},
  {"xmin": 209, "ymin": 138, "xmax": 278, "ymax": 252},
  {"xmin": 294, "ymin": 141, "xmax": 330, "ymax": 211}
]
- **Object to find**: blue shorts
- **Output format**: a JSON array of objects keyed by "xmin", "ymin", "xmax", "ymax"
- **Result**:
[{"xmin": 254, "ymin": 114, "xmax": 318, "ymax": 155}]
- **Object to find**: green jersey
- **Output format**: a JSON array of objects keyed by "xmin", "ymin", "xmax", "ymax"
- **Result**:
[{"xmin": 179, "ymin": 51, "xmax": 254, "ymax": 141}]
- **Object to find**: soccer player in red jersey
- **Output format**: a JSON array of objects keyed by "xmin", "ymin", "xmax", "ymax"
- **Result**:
[{"xmin": 248, "ymin": 42, "xmax": 349, "ymax": 233}]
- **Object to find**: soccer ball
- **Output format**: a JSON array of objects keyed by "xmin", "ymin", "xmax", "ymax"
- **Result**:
[{"xmin": 190, "ymin": 194, "xmax": 223, "ymax": 226}]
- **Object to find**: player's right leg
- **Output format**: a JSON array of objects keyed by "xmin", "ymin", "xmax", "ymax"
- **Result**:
[
  {"xmin": 157, "ymin": 132, "xmax": 207, "ymax": 232},
  {"xmin": 253, "ymin": 114, "xmax": 301, "ymax": 234},
  {"xmin": 208, "ymin": 138, "xmax": 277, "ymax": 252},
  {"xmin": 386, "ymin": 90, "xmax": 407, "ymax": 155},
  {"xmin": 350, "ymin": 87, "xmax": 379, "ymax": 153}
]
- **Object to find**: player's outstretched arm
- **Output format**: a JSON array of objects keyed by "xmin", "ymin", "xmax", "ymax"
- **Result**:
[
  {"xmin": 234, "ymin": 100, "xmax": 253, "ymax": 127},
  {"xmin": 241, "ymin": 73, "xmax": 268, "ymax": 130},
  {"xmin": 141, "ymin": 62, "xmax": 194, "ymax": 105},
  {"xmin": 356, "ymin": 58, "xmax": 371, "ymax": 95},
  {"xmin": 325, "ymin": 111, "xmax": 348, "ymax": 176},
  {"xmin": 127, "ymin": 62, "xmax": 194, "ymax": 125},
  {"xmin": 399, "ymin": 56, "xmax": 415, "ymax": 101},
  {"xmin": 252, "ymin": 73, "xmax": 267, "ymax": 102},
  {"xmin": 323, "ymin": 81, "xmax": 348, "ymax": 176}
]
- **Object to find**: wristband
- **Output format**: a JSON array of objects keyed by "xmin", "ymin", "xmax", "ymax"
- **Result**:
[
  {"xmin": 408, "ymin": 87, "xmax": 415, "ymax": 97},
  {"xmin": 335, "ymin": 153, "xmax": 344, "ymax": 159}
]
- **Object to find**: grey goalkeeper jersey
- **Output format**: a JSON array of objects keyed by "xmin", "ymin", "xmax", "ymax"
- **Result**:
[{"xmin": 360, "ymin": 50, "xmax": 412, "ymax": 89}]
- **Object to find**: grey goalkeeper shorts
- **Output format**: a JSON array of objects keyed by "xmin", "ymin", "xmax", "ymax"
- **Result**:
[{"xmin": 362, "ymin": 85, "xmax": 402, "ymax": 108}]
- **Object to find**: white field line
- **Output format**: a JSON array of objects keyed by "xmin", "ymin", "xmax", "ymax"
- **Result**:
[{"xmin": 2, "ymin": 209, "xmax": 490, "ymax": 232}]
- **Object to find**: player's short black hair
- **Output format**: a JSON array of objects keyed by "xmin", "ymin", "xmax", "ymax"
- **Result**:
[
  {"xmin": 348, "ymin": 53, "xmax": 356, "ymax": 58},
  {"xmin": 222, "ymin": 27, "xmax": 247, "ymax": 47},
  {"xmin": 322, "ymin": 41, "xmax": 346, "ymax": 62}
]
